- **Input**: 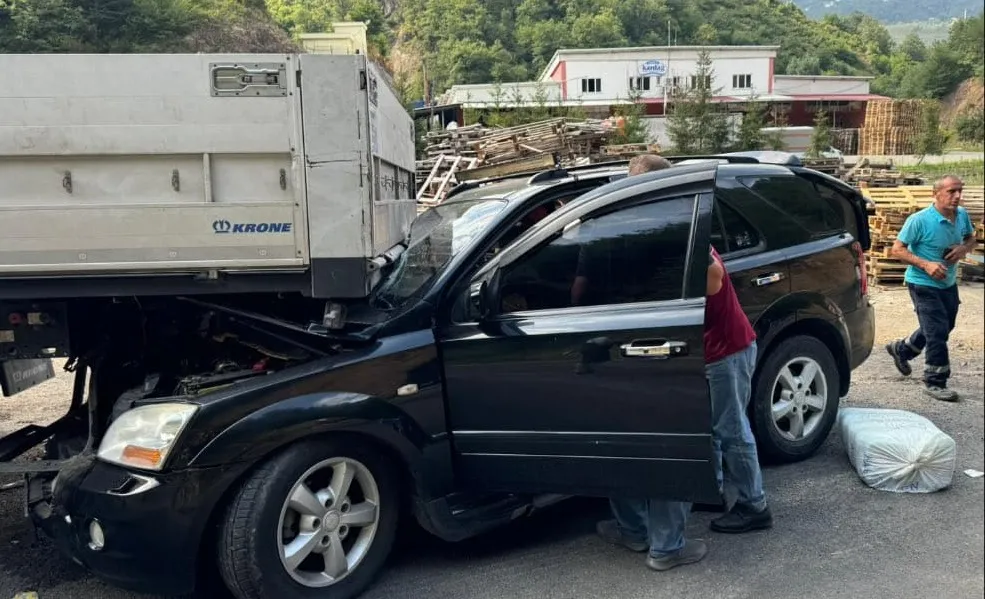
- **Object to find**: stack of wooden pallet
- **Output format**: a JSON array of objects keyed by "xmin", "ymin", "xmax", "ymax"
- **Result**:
[
  {"xmin": 858, "ymin": 100, "xmax": 924, "ymax": 155},
  {"xmin": 415, "ymin": 117, "xmax": 613, "ymax": 204},
  {"xmin": 861, "ymin": 185, "xmax": 985, "ymax": 285}
]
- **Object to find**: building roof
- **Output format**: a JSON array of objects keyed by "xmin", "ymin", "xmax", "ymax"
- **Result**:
[
  {"xmin": 786, "ymin": 93, "xmax": 890, "ymax": 102},
  {"xmin": 540, "ymin": 45, "xmax": 781, "ymax": 81}
]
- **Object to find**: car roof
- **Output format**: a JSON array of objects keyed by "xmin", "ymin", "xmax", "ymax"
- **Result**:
[{"xmin": 438, "ymin": 151, "xmax": 817, "ymax": 207}]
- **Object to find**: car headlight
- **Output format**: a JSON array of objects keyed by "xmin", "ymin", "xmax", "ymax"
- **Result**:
[{"xmin": 97, "ymin": 403, "xmax": 198, "ymax": 471}]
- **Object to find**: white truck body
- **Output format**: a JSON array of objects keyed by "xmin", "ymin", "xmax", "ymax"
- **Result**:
[{"xmin": 0, "ymin": 53, "xmax": 417, "ymax": 298}]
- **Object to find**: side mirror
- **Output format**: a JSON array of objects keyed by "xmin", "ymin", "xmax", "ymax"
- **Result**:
[{"xmin": 469, "ymin": 270, "xmax": 502, "ymax": 320}]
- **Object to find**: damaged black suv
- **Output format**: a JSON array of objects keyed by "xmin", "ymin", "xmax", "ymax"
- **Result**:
[{"xmin": 6, "ymin": 153, "xmax": 874, "ymax": 599}]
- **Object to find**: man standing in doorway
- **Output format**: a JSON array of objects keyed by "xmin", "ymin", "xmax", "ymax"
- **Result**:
[
  {"xmin": 595, "ymin": 154, "xmax": 772, "ymax": 572},
  {"xmin": 886, "ymin": 175, "xmax": 976, "ymax": 402}
]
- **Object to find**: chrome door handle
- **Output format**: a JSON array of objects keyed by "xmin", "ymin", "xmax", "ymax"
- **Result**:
[
  {"xmin": 752, "ymin": 272, "xmax": 785, "ymax": 287},
  {"xmin": 620, "ymin": 340, "xmax": 688, "ymax": 359}
]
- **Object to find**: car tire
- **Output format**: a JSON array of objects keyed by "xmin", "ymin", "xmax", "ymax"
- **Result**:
[
  {"xmin": 217, "ymin": 437, "xmax": 399, "ymax": 599},
  {"xmin": 750, "ymin": 335, "xmax": 841, "ymax": 464}
]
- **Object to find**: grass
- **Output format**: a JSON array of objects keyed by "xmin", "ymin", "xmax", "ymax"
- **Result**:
[{"xmin": 900, "ymin": 160, "xmax": 985, "ymax": 185}]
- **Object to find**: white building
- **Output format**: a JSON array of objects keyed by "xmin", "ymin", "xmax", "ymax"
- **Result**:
[{"xmin": 437, "ymin": 45, "xmax": 886, "ymax": 149}]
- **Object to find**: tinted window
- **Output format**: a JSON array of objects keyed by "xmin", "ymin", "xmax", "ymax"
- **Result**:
[
  {"xmin": 803, "ymin": 175, "xmax": 859, "ymax": 239},
  {"xmin": 738, "ymin": 175, "xmax": 843, "ymax": 234},
  {"xmin": 498, "ymin": 196, "xmax": 695, "ymax": 312},
  {"xmin": 712, "ymin": 198, "xmax": 760, "ymax": 254}
]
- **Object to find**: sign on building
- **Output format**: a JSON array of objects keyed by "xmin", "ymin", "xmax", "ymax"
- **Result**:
[{"xmin": 639, "ymin": 60, "xmax": 667, "ymax": 77}]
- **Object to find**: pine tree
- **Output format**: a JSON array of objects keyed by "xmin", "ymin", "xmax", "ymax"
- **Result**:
[
  {"xmin": 806, "ymin": 110, "xmax": 833, "ymax": 158},
  {"xmin": 733, "ymin": 98, "xmax": 767, "ymax": 151},
  {"xmin": 665, "ymin": 50, "xmax": 730, "ymax": 154},
  {"xmin": 915, "ymin": 100, "xmax": 945, "ymax": 157}
]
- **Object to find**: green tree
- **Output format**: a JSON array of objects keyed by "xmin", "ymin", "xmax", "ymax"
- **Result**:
[
  {"xmin": 806, "ymin": 110, "xmax": 833, "ymax": 157},
  {"xmin": 953, "ymin": 107, "xmax": 985, "ymax": 145},
  {"xmin": 914, "ymin": 100, "xmax": 945, "ymax": 156},
  {"xmin": 733, "ymin": 99, "xmax": 768, "ymax": 151},
  {"xmin": 610, "ymin": 87, "xmax": 650, "ymax": 144},
  {"xmin": 666, "ymin": 50, "xmax": 731, "ymax": 154}
]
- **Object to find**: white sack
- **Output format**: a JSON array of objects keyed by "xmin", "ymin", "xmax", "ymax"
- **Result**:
[{"xmin": 837, "ymin": 407, "xmax": 956, "ymax": 493}]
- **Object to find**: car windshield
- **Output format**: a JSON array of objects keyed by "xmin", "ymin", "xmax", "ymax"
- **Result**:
[{"xmin": 371, "ymin": 198, "xmax": 508, "ymax": 308}]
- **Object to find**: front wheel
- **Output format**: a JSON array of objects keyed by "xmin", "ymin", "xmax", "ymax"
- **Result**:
[
  {"xmin": 217, "ymin": 438, "xmax": 400, "ymax": 599},
  {"xmin": 751, "ymin": 335, "xmax": 841, "ymax": 464}
]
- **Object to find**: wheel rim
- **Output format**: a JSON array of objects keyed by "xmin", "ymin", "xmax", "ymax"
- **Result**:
[
  {"xmin": 769, "ymin": 357, "xmax": 828, "ymax": 443},
  {"xmin": 277, "ymin": 457, "xmax": 381, "ymax": 588}
]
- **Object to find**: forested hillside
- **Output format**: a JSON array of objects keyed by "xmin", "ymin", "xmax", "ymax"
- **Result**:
[
  {"xmin": 1, "ymin": 0, "xmax": 982, "ymax": 107},
  {"xmin": 793, "ymin": 0, "xmax": 980, "ymax": 23}
]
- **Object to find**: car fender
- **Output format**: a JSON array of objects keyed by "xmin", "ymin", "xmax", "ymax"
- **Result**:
[{"xmin": 753, "ymin": 290, "xmax": 850, "ymax": 361}]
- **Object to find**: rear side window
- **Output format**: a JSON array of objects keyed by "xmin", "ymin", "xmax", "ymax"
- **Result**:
[
  {"xmin": 801, "ymin": 175, "xmax": 864, "ymax": 242},
  {"xmin": 738, "ymin": 175, "xmax": 844, "ymax": 235},
  {"xmin": 711, "ymin": 198, "xmax": 760, "ymax": 255}
]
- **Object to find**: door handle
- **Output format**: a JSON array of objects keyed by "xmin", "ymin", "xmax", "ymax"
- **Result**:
[
  {"xmin": 620, "ymin": 340, "xmax": 688, "ymax": 359},
  {"xmin": 752, "ymin": 272, "xmax": 785, "ymax": 287}
]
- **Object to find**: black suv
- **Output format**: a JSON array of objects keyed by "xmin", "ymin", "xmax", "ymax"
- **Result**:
[{"xmin": 34, "ymin": 153, "xmax": 874, "ymax": 599}]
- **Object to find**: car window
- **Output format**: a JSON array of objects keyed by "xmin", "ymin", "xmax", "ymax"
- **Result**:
[
  {"xmin": 738, "ymin": 174, "xmax": 843, "ymax": 234},
  {"xmin": 800, "ymin": 175, "xmax": 859, "ymax": 239},
  {"xmin": 497, "ymin": 195, "xmax": 696, "ymax": 313},
  {"xmin": 712, "ymin": 198, "xmax": 761, "ymax": 255}
]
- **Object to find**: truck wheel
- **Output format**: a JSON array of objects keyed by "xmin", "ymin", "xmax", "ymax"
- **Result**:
[
  {"xmin": 218, "ymin": 438, "xmax": 399, "ymax": 599},
  {"xmin": 750, "ymin": 335, "xmax": 841, "ymax": 464}
]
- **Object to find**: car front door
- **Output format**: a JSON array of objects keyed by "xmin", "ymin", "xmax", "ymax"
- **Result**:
[{"xmin": 436, "ymin": 172, "xmax": 721, "ymax": 503}]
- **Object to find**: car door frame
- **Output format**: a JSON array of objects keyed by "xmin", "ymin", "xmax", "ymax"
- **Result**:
[{"xmin": 431, "ymin": 165, "xmax": 723, "ymax": 504}]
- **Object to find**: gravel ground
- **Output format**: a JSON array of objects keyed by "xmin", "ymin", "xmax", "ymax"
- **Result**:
[{"xmin": 1, "ymin": 283, "xmax": 983, "ymax": 599}]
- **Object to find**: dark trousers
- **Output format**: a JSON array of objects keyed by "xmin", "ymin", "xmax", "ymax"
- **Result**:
[{"xmin": 896, "ymin": 283, "xmax": 960, "ymax": 388}]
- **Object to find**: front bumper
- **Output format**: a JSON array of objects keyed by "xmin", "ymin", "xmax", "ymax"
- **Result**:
[{"xmin": 34, "ymin": 456, "xmax": 243, "ymax": 596}]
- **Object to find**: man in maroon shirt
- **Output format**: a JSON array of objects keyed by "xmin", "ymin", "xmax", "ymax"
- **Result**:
[{"xmin": 596, "ymin": 156, "xmax": 772, "ymax": 572}]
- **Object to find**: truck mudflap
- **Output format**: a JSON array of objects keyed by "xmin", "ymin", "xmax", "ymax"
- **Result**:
[{"xmin": 1, "ymin": 358, "xmax": 56, "ymax": 397}]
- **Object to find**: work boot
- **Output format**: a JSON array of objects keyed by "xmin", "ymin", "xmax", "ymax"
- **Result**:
[
  {"xmin": 596, "ymin": 520, "xmax": 647, "ymax": 553},
  {"xmin": 645, "ymin": 539, "xmax": 708, "ymax": 571},
  {"xmin": 924, "ymin": 386, "xmax": 959, "ymax": 402},
  {"xmin": 885, "ymin": 342, "xmax": 912, "ymax": 376},
  {"xmin": 710, "ymin": 503, "xmax": 773, "ymax": 534}
]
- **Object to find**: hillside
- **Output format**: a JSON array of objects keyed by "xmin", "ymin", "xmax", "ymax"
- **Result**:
[{"xmin": 793, "ymin": 0, "xmax": 982, "ymax": 23}]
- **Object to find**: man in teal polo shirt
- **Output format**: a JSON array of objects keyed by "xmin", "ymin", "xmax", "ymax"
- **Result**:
[{"xmin": 886, "ymin": 175, "xmax": 977, "ymax": 402}]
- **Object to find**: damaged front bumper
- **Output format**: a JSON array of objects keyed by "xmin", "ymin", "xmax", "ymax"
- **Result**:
[{"xmin": 29, "ymin": 454, "xmax": 239, "ymax": 596}]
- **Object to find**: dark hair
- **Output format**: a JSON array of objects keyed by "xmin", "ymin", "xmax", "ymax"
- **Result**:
[{"xmin": 628, "ymin": 154, "xmax": 673, "ymax": 176}]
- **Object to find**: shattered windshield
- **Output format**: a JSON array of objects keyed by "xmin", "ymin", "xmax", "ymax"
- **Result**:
[{"xmin": 372, "ymin": 199, "xmax": 508, "ymax": 308}]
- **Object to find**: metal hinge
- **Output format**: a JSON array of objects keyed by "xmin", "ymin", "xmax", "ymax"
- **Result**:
[{"xmin": 210, "ymin": 62, "xmax": 288, "ymax": 97}]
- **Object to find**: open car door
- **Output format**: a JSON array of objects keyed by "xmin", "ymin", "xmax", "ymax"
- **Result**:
[{"xmin": 437, "ymin": 165, "xmax": 722, "ymax": 503}]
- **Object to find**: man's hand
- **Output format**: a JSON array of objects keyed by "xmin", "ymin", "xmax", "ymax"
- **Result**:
[
  {"xmin": 944, "ymin": 245, "xmax": 968, "ymax": 264},
  {"xmin": 922, "ymin": 260, "xmax": 948, "ymax": 280}
]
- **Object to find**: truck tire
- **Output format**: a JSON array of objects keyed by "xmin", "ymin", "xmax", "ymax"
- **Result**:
[
  {"xmin": 750, "ymin": 335, "xmax": 841, "ymax": 464},
  {"xmin": 217, "ymin": 437, "xmax": 399, "ymax": 599}
]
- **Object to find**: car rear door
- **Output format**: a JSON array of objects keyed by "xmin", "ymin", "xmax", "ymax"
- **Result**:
[{"xmin": 435, "ymin": 168, "xmax": 721, "ymax": 503}]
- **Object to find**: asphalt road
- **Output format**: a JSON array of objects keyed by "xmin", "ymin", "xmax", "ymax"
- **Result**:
[{"xmin": 2, "ymin": 346, "xmax": 982, "ymax": 599}]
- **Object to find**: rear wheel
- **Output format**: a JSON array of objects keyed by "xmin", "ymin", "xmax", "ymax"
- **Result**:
[
  {"xmin": 217, "ymin": 438, "xmax": 399, "ymax": 599},
  {"xmin": 751, "ymin": 335, "xmax": 841, "ymax": 464}
]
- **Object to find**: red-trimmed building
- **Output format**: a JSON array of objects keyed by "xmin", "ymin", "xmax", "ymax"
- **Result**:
[{"xmin": 438, "ymin": 45, "xmax": 887, "ymax": 149}]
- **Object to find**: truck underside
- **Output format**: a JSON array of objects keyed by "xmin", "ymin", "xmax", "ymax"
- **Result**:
[{"xmin": 0, "ymin": 294, "xmax": 337, "ymax": 507}]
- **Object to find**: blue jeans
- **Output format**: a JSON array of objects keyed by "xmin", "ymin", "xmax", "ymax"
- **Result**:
[
  {"xmin": 609, "ymin": 342, "xmax": 766, "ymax": 555},
  {"xmin": 608, "ymin": 498, "xmax": 690, "ymax": 558},
  {"xmin": 896, "ymin": 283, "xmax": 960, "ymax": 388},
  {"xmin": 706, "ymin": 341, "xmax": 767, "ymax": 511}
]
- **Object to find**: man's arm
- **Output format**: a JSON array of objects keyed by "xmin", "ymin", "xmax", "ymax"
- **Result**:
[
  {"xmin": 707, "ymin": 251, "xmax": 725, "ymax": 296},
  {"xmin": 944, "ymin": 210, "xmax": 978, "ymax": 264}
]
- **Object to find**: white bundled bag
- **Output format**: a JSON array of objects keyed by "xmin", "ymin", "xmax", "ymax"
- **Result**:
[{"xmin": 837, "ymin": 407, "xmax": 956, "ymax": 493}]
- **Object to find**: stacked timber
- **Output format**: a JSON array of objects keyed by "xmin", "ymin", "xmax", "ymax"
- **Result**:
[
  {"xmin": 858, "ymin": 100, "xmax": 924, "ymax": 156},
  {"xmin": 860, "ymin": 185, "xmax": 985, "ymax": 285},
  {"xmin": 830, "ymin": 128, "xmax": 859, "ymax": 155},
  {"xmin": 415, "ymin": 117, "xmax": 613, "ymax": 203}
]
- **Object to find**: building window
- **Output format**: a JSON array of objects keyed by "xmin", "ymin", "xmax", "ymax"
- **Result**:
[
  {"xmin": 629, "ymin": 76, "xmax": 652, "ymax": 91},
  {"xmin": 689, "ymin": 75, "xmax": 712, "ymax": 90},
  {"xmin": 732, "ymin": 74, "xmax": 752, "ymax": 89},
  {"xmin": 581, "ymin": 78, "xmax": 602, "ymax": 94}
]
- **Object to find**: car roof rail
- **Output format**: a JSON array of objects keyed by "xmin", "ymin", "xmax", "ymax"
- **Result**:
[{"xmin": 663, "ymin": 154, "xmax": 761, "ymax": 164}]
